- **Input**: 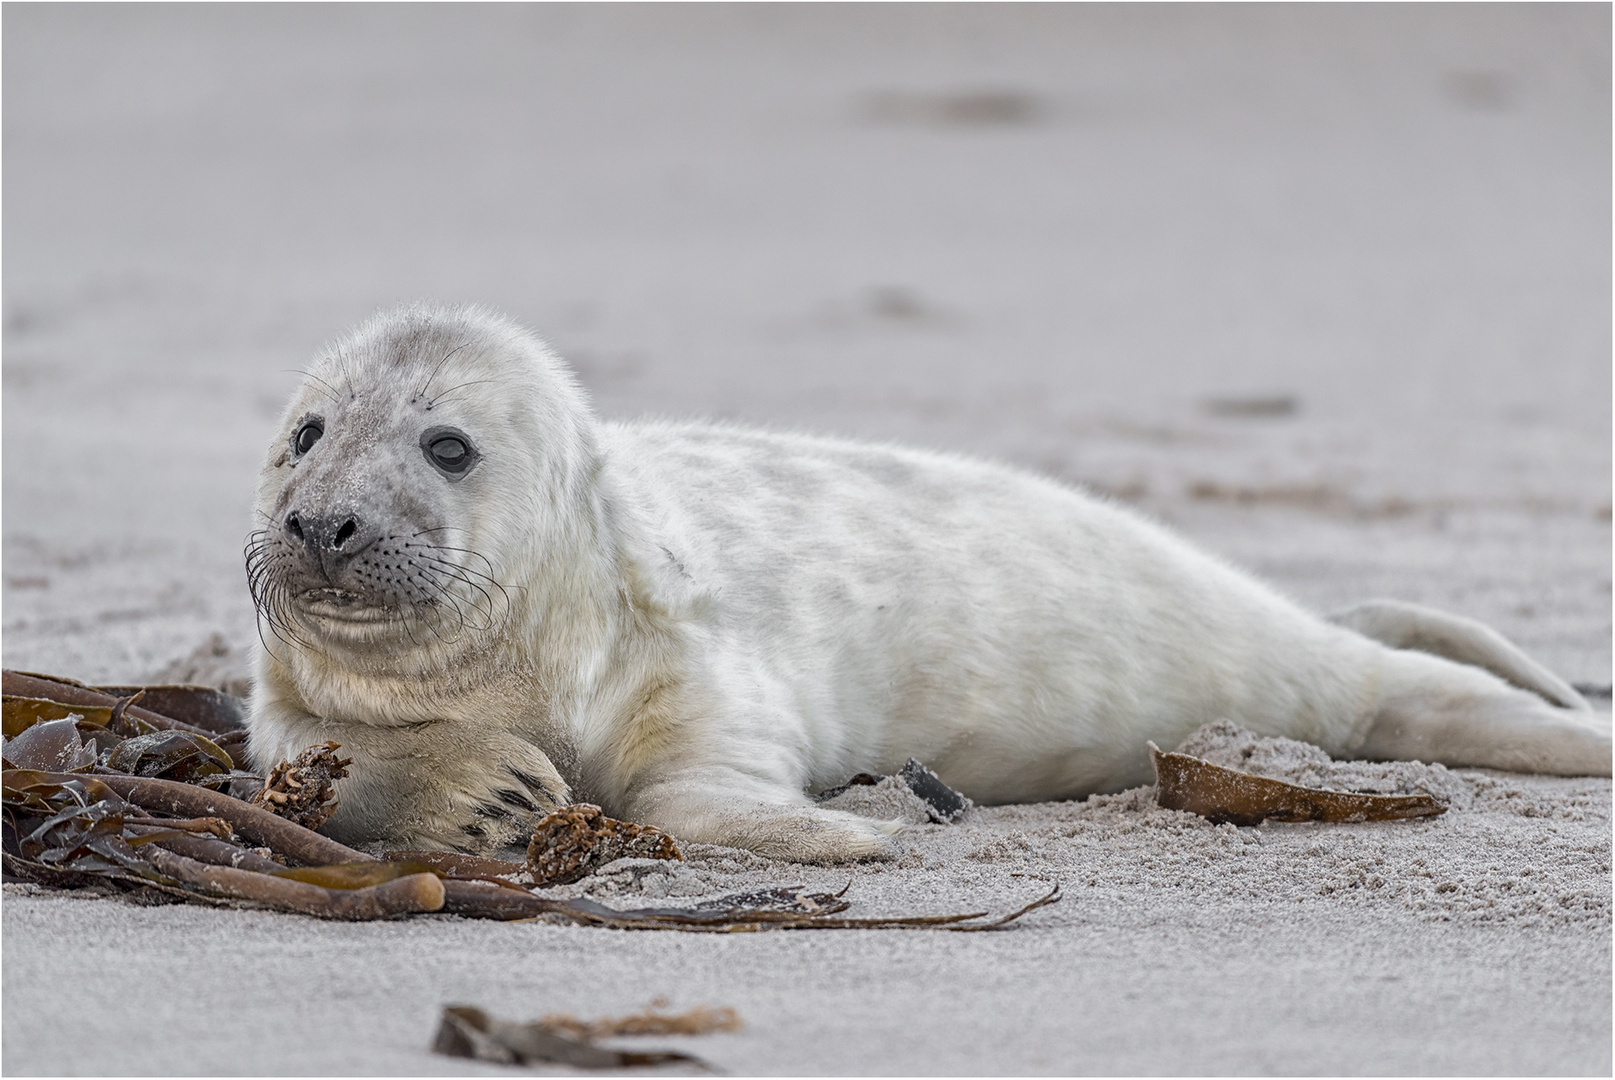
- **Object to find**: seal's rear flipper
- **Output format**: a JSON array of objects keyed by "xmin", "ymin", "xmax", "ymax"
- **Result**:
[
  {"xmin": 1356, "ymin": 648, "xmax": 1610, "ymax": 776},
  {"xmin": 1328, "ymin": 598, "xmax": 1590, "ymax": 711}
]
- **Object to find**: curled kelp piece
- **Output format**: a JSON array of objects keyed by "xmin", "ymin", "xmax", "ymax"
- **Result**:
[
  {"xmin": 3, "ymin": 768, "xmax": 124, "ymax": 815},
  {"xmin": 432, "ymin": 1005, "xmax": 710, "ymax": 1070},
  {"xmin": 526, "ymin": 803, "xmax": 682, "ymax": 886},
  {"xmin": 251, "ymin": 742, "xmax": 351, "ymax": 830},
  {"xmin": 1149, "ymin": 743, "xmax": 1448, "ymax": 826}
]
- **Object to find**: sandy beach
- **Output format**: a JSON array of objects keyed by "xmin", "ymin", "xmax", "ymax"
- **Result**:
[{"xmin": 3, "ymin": 6, "xmax": 1609, "ymax": 1074}]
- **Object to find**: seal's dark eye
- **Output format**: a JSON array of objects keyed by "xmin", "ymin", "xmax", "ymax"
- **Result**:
[
  {"xmin": 420, "ymin": 426, "xmax": 479, "ymax": 478},
  {"xmin": 294, "ymin": 421, "xmax": 323, "ymax": 455},
  {"xmin": 431, "ymin": 437, "xmax": 467, "ymax": 468}
]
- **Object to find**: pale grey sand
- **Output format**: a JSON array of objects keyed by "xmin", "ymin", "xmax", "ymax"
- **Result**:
[{"xmin": 3, "ymin": 6, "xmax": 1608, "ymax": 1075}]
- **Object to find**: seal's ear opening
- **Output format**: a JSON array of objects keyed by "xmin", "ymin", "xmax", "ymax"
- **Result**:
[{"xmin": 421, "ymin": 426, "xmax": 480, "ymax": 479}]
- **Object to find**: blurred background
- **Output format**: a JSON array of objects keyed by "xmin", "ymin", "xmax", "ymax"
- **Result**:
[{"xmin": 3, "ymin": 4, "xmax": 1609, "ymax": 685}]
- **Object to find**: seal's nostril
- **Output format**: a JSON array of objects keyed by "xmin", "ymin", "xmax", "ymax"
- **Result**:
[
  {"xmin": 333, "ymin": 519, "xmax": 357, "ymax": 549},
  {"xmin": 286, "ymin": 513, "xmax": 304, "ymax": 541}
]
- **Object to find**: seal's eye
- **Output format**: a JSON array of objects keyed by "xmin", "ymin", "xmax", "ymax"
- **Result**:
[
  {"xmin": 431, "ymin": 437, "xmax": 468, "ymax": 468},
  {"xmin": 420, "ymin": 426, "xmax": 479, "ymax": 479},
  {"xmin": 294, "ymin": 420, "xmax": 323, "ymax": 456}
]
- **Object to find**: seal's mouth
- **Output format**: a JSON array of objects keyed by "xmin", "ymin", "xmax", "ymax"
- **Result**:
[{"xmin": 296, "ymin": 589, "xmax": 400, "ymax": 623}]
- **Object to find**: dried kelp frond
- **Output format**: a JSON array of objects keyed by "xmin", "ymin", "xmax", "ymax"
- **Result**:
[
  {"xmin": 6, "ymin": 670, "xmax": 1065, "ymax": 933},
  {"xmin": 688, "ymin": 884, "xmax": 851, "ymax": 915},
  {"xmin": 1150, "ymin": 743, "xmax": 1448, "ymax": 826},
  {"xmin": 93, "ymin": 772, "xmax": 370, "ymax": 866},
  {"xmin": 3, "ymin": 697, "xmax": 117, "ymax": 739},
  {"xmin": 106, "ymin": 730, "xmax": 234, "ymax": 783},
  {"xmin": 527, "ymin": 803, "xmax": 682, "ymax": 886},
  {"xmin": 539, "ymin": 1004, "xmax": 741, "ymax": 1041},
  {"xmin": 386, "ymin": 849, "xmax": 531, "ymax": 883},
  {"xmin": 3, "ymin": 672, "xmax": 222, "ymax": 743},
  {"xmin": 94, "ymin": 684, "xmax": 246, "ymax": 736},
  {"xmin": 433, "ymin": 875, "xmax": 1058, "ymax": 932},
  {"xmin": 432, "ymin": 1005, "xmax": 709, "ymax": 1071},
  {"xmin": 3, "ymin": 717, "xmax": 98, "ymax": 772},
  {"xmin": 144, "ymin": 846, "xmax": 444, "ymax": 919},
  {"xmin": 251, "ymin": 741, "xmax": 351, "ymax": 830},
  {"xmin": 4, "ymin": 768, "xmax": 125, "ymax": 815},
  {"xmin": 272, "ymin": 859, "xmax": 440, "ymax": 891},
  {"xmin": 1, "ymin": 772, "xmax": 164, "ymax": 883}
]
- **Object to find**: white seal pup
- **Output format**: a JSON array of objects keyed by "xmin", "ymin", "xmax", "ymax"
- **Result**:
[{"xmin": 245, "ymin": 304, "xmax": 1612, "ymax": 860}]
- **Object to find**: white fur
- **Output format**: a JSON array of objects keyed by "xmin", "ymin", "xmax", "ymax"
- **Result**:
[{"xmin": 247, "ymin": 304, "xmax": 1611, "ymax": 861}]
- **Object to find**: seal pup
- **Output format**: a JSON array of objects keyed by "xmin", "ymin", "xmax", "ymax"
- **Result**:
[{"xmin": 245, "ymin": 304, "xmax": 1611, "ymax": 860}]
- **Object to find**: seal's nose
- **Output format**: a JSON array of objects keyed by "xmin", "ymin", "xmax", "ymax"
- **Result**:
[{"xmin": 285, "ymin": 509, "xmax": 372, "ymax": 573}]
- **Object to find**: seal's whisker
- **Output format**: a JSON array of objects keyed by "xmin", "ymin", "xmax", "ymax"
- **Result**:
[
  {"xmin": 427, "ymin": 378, "xmax": 499, "ymax": 408},
  {"xmin": 413, "ymin": 558, "xmax": 502, "ymax": 625},
  {"xmin": 418, "ymin": 340, "xmax": 474, "ymax": 400},
  {"xmin": 407, "ymin": 543, "xmax": 504, "ymax": 596},
  {"xmin": 415, "ymin": 563, "xmax": 495, "ymax": 632},
  {"xmin": 422, "ymin": 568, "xmax": 495, "ymax": 633},
  {"xmin": 291, "ymin": 369, "xmax": 344, "ymax": 405},
  {"xmin": 418, "ymin": 575, "xmax": 479, "ymax": 639},
  {"xmin": 410, "ymin": 542, "xmax": 501, "ymax": 584}
]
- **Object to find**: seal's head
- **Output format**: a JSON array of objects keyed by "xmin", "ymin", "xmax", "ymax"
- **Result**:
[{"xmin": 247, "ymin": 304, "xmax": 598, "ymax": 676}]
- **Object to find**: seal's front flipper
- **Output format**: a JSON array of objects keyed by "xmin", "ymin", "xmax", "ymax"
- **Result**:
[
  {"xmin": 623, "ymin": 770, "xmax": 904, "ymax": 864},
  {"xmin": 1329, "ymin": 598, "xmax": 1590, "ymax": 711}
]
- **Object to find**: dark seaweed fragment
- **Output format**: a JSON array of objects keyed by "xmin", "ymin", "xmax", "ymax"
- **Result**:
[
  {"xmin": 898, "ymin": 758, "xmax": 969, "ymax": 822},
  {"xmin": 432, "ymin": 1005, "xmax": 709, "ymax": 1070},
  {"xmin": 814, "ymin": 758, "xmax": 970, "ymax": 823}
]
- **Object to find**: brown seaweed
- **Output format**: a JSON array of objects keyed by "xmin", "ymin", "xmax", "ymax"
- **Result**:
[
  {"xmin": 527, "ymin": 803, "xmax": 682, "ymax": 886},
  {"xmin": 439, "ymin": 878, "xmax": 1059, "ymax": 932},
  {"xmin": 5, "ymin": 670, "xmax": 1065, "ymax": 933},
  {"xmin": 538, "ymin": 1003, "xmax": 741, "ymax": 1041},
  {"xmin": 94, "ymin": 684, "xmax": 245, "ymax": 735},
  {"xmin": 105, "ymin": 730, "xmax": 234, "ymax": 783},
  {"xmin": 92, "ymin": 773, "xmax": 371, "ymax": 866},
  {"xmin": 145, "ymin": 846, "xmax": 445, "ymax": 919},
  {"xmin": 3, "ymin": 717, "xmax": 99, "ymax": 772},
  {"xmin": 124, "ymin": 821, "xmax": 285, "ymax": 872},
  {"xmin": 3, "ymin": 697, "xmax": 117, "ymax": 738},
  {"xmin": 386, "ymin": 849, "xmax": 530, "ymax": 882},
  {"xmin": 3, "ymin": 672, "xmax": 223, "ymax": 743},
  {"xmin": 272, "ymin": 859, "xmax": 439, "ymax": 890},
  {"xmin": 251, "ymin": 741, "xmax": 350, "ymax": 829},
  {"xmin": 432, "ymin": 1005, "xmax": 709, "ymax": 1070},
  {"xmin": 1149, "ymin": 742, "xmax": 1448, "ymax": 826}
]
